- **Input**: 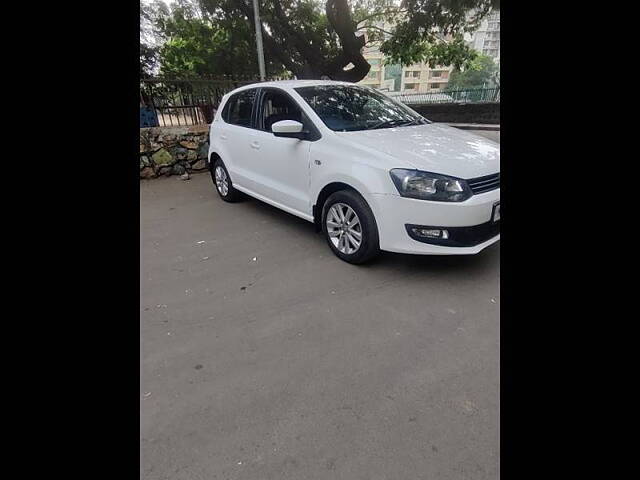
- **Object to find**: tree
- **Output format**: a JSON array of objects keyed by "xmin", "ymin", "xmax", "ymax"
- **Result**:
[
  {"xmin": 142, "ymin": 0, "xmax": 276, "ymax": 77},
  {"xmin": 140, "ymin": 2, "xmax": 161, "ymax": 77},
  {"xmin": 379, "ymin": 1, "xmax": 500, "ymax": 69},
  {"xmin": 447, "ymin": 54, "xmax": 499, "ymax": 89},
  {"xmin": 144, "ymin": 0, "xmax": 499, "ymax": 82}
]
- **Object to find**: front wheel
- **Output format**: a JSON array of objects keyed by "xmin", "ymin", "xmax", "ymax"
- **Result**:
[
  {"xmin": 322, "ymin": 190, "xmax": 380, "ymax": 264},
  {"xmin": 210, "ymin": 158, "xmax": 243, "ymax": 202}
]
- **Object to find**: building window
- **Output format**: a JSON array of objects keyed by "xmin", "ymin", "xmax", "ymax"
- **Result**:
[
  {"xmin": 369, "ymin": 59, "xmax": 380, "ymax": 66},
  {"xmin": 405, "ymin": 83, "xmax": 418, "ymax": 90},
  {"xmin": 430, "ymin": 83, "xmax": 441, "ymax": 90},
  {"xmin": 430, "ymin": 71, "xmax": 442, "ymax": 78},
  {"xmin": 367, "ymin": 71, "xmax": 379, "ymax": 80}
]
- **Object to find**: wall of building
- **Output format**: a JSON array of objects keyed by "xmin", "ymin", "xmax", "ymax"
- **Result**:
[
  {"xmin": 468, "ymin": 10, "xmax": 500, "ymax": 62},
  {"xmin": 139, "ymin": 125, "xmax": 210, "ymax": 179},
  {"xmin": 400, "ymin": 64, "xmax": 452, "ymax": 92}
]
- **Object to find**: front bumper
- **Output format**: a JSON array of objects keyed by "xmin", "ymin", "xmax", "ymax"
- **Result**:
[{"xmin": 370, "ymin": 189, "xmax": 500, "ymax": 255}]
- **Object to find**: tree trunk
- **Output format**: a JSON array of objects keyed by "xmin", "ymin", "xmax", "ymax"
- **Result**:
[{"xmin": 320, "ymin": 0, "xmax": 370, "ymax": 82}]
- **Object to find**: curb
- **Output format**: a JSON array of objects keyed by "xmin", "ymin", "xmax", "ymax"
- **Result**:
[{"xmin": 447, "ymin": 123, "xmax": 500, "ymax": 131}]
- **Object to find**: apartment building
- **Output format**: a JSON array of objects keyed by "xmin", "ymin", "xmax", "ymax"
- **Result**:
[
  {"xmin": 357, "ymin": 20, "xmax": 453, "ymax": 92},
  {"xmin": 400, "ymin": 63, "xmax": 452, "ymax": 92},
  {"xmin": 358, "ymin": 45, "xmax": 453, "ymax": 93},
  {"xmin": 468, "ymin": 10, "xmax": 500, "ymax": 62},
  {"xmin": 358, "ymin": 49, "xmax": 396, "ymax": 91}
]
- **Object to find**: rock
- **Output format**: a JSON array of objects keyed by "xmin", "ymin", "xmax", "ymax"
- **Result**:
[
  {"xmin": 174, "ymin": 147, "xmax": 188, "ymax": 160},
  {"xmin": 191, "ymin": 159, "xmax": 207, "ymax": 171},
  {"xmin": 140, "ymin": 167, "xmax": 155, "ymax": 179},
  {"xmin": 140, "ymin": 155, "xmax": 151, "ymax": 167},
  {"xmin": 172, "ymin": 163, "xmax": 186, "ymax": 175},
  {"xmin": 198, "ymin": 142, "xmax": 209, "ymax": 159},
  {"xmin": 180, "ymin": 140, "xmax": 199, "ymax": 149},
  {"xmin": 187, "ymin": 149, "xmax": 198, "ymax": 161},
  {"xmin": 156, "ymin": 165, "xmax": 172, "ymax": 177},
  {"xmin": 180, "ymin": 172, "xmax": 191, "ymax": 181},
  {"xmin": 152, "ymin": 148, "xmax": 174, "ymax": 166},
  {"xmin": 162, "ymin": 134, "xmax": 177, "ymax": 146}
]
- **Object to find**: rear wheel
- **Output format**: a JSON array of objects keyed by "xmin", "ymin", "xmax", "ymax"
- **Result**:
[
  {"xmin": 210, "ymin": 158, "xmax": 243, "ymax": 202},
  {"xmin": 322, "ymin": 190, "xmax": 380, "ymax": 264}
]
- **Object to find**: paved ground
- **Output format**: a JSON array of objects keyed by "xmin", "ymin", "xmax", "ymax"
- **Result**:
[
  {"xmin": 141, "ymin": 132, "xmax": 500, "ymax": 479},
  {"xmin": 471, "ymin": 129, "xmax": 500, "ymax": 143}
]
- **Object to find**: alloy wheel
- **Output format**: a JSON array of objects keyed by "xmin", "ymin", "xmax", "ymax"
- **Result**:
[
  {"xmin": 214, "ymin": 166, "xmax": 229, "ymax": 196},
  {"xmin": 326, "ymin": 203, "xmax": 362, "ymax": 254}
]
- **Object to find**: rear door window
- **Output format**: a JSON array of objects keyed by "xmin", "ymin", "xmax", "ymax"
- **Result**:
[{"xmin": 222, "ymin": 89, "xmax": 257, "ymax": 127}]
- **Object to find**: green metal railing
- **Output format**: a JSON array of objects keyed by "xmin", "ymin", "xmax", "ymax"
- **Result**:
[{"xmin": 390, "ymin": 87, "xmax": 500, "ymax": 105}]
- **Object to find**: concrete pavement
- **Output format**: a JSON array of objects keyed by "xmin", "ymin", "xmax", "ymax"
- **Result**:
[
  {"xmin": 467, "ymin": 128, "xmax": 500, "ymax": 143},
  {"xmin": 140, "ymin": 133, "xmax": 500, "ymax": 479}
]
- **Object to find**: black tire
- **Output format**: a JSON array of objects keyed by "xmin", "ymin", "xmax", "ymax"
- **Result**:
[
  {"xmin": 210, "ymin": 158, "xmax": 243, "ymax": 202},
  {"xmin": 321, "ymin": 189, "xmax": 380, "ymax": 264}
]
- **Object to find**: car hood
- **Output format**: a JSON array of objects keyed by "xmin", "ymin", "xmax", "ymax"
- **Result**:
[{"xmin": 335, "ymin": 123, "xmax": 500, "ymax": 179}]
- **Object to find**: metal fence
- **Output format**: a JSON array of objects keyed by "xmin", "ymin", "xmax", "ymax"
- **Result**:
[
  {"xmin": 140, "ymin": 76, "xmax": 289, "ymax": 127},
  {"xmin": 140, "ymin": 79, "xmax": 500, "ymax": 127},
  {"xmin": 389, "ymin": 87, "xmax": 500, "ymax": 105}
]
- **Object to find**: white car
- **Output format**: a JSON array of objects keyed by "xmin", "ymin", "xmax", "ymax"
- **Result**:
[{"xmin": 208, "ymin": 80, "xmax": 499, "ymax": 264}]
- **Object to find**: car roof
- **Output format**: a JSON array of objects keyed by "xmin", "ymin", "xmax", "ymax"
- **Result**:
[{"xmin": 228, "ymin": 79, "xmax": 357, "ymax": 94}]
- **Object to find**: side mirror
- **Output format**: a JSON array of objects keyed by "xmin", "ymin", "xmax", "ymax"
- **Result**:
[{"xmin": 271, "ymin": 120, "xmax": 307, "ymax": 139}]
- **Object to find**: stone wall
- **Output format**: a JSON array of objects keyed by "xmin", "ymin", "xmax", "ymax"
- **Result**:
[
  {"xmin": 408, "ymin": 102, "xmax": 500, "ymax": 124},
  {"xmin": 140, "ymin": 125, "xmax": 210, "ymax": 179}
]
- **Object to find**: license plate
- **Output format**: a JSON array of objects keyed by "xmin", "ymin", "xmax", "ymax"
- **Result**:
[{"xmin": 492, "ymin": 203, "xmax": 501, "ymax": 222}]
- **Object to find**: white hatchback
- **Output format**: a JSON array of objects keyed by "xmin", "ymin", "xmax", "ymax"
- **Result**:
[{"xmin": 208, "ymin": 80, "xmax": 500, "ymax": 264}]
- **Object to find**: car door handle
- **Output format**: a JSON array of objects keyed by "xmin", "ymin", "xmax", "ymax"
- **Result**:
[
  {"xmin": 220, "ymin": 134, "xmax": 228, "ymax": 140},
  {"xmin": 250, "ymin": 141, "xmax": 260, "ymax": 150}
]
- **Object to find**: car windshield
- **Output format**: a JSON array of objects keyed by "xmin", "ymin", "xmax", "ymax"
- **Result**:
[{"xmin": 294, "ymin": 85, "xmax": 430, "ymax": 132}]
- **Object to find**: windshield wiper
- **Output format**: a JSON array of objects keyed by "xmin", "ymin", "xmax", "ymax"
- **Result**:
[{"xmin": 369, "ymin": 118, "xmax": 421, "ymax": 130}]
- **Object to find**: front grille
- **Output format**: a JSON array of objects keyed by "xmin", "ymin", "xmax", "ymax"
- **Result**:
[
  {"xmin": 468, "ymin": 173, "xmax": 500, "ymax": 194},
  {"xmin": 406, "ymin": 221, "xmax": 500, "ymax": 247}
]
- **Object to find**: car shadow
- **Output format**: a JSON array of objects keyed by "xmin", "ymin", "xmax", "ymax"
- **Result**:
[
  {"xmin": 372, "ymin": 243, "xmax": 499, "ymax": 275},
  {"xmin": 229, "ymin": 195, "xmax": 500, "ymax": 274}
]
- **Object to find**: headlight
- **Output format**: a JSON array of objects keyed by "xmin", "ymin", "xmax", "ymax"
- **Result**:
[{"xmin": 389, "ymin": 169, "xmax": 472, "ymax": 202}]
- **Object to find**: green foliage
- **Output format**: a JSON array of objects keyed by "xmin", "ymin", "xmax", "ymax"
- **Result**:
[
  {"xmin": 382, "ymin": 33, "xmax": 479, "ymax": 70},
  {"xmin": 379, "ymin": 1, "xmax": 499, "ymax": 70},
  {"xmin": 447, "ymin": 54, "xmax": 499, "ymax": 89},
  {"xmin": 147, "ymin": 0, "xmax": 268, "ymax": 77},
  {"xmin": 140, "ymin": 0, "xmax": 499, "ymax": 82}
]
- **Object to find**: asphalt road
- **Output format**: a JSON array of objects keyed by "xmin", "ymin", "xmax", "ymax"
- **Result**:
[
  {"xmin": 472, "ymin": 129, "xmax": 499, "ymax": 143},
  {"xmin": 141, "ymin": 131, "xmax": 500, "ymax": 479}
]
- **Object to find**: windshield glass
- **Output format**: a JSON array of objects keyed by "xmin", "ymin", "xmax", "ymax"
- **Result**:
[{"xmin": 294, "ymin": 85, "xmax": 429, "ymax": 132}]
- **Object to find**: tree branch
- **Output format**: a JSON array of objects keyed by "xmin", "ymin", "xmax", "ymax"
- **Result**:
[
  {"xmin": 357, "ymin": 25, "xmax": 394, "ymax": 35},
  {"xmin": 355, "ymin": 8, "xmax": 407, "ymax": 25}
]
